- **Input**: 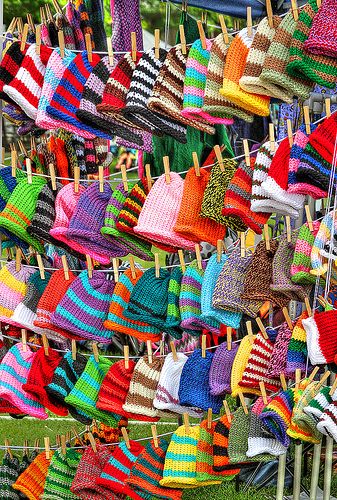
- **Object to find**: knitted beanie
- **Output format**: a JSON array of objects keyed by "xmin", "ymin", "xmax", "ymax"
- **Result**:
[
  {"xmin": 0, "ymin": 343, "xmax": 48, "ymax": 419},
  {"xmin": 212, "ymin": 246, "xmax": 262, "ymax": 319},
  {"xmin": 0, "ymin": 176, "xmax": 47, "ymax": 253},
  {"xmin": 51, "ymin": 270, "xmax": 116, "ymax": 343},
  {"xmin": 310, "ymin": 211, "xmax": 337, "ymax": 276},
  {"xmin": 127, "ymin": 438, "xmax": 183, "ymax": 500},
  {"xmin": 153, "ymin": 352, "xmax": 203, "ymax": 418},
  {"xmin": 228, "ymin": 407, "xmax": 251, "ymax": 464},
  {"xmin": 148, "ymin": 45, "xmax": 216, "ymax": 133},
  {"xmin": 201, "ymin": 160, "xmax": 247, "ymax": 232},
  {"xmin": 230, "ymin": 334, "xmax": 257, "ymax": 398},
  {"xmin": 3, "ymin": 44, "xmax": 52, "ymax": 119},
  {"xmin": 65, "ymin": 354, "xmax": 120, "ymax": 427},
  {"xmin": 166, "ymin": 266, "xmax": 183, "ymax": 336},
  {"xmin": 13, "ymin": 452, "xmax": 52, "ymax": 500},
  {"xmin": 260, "ymin": 12, "xmax": 313, "ymax": 101},
  {"xmin": 250, "ymin": 141, "xmax": 278, "ymax": 213},
  {"xmin": 304, "ymin": 0, "xmax": 337, "ymax": 57},
  {"xmin": 213, "ymin": 415, "xmax": 241, "ymax": 474},
  {"xmin": 267, "ymin": 321, "xmax": 293, "ymax": 378},
  {"xmin": 97, "ymin": 441, "xmax": 145, "ymax": 499},
  {"xmin": 287, "ymin": 0, "xmax": 337, "ymax": 88},
  {"xmin": 0, "ymin": 261, "xmax": 35, "ymax": 325},
  {"xmin": 179, "ymin": 260, "xmax": 220, "ymax": 334},
  {"xmin": 247, "ymin": 410, "xmax": 287, "ymax": 458},
  {"xmin": 42, "ymin": 448, "xmax": 81, "ymax": 499},
  {"xmin": 178, "ymin": 349, "xmax": 223, "ymax": 413},
  {"xmin": 203, "ymin": 33, "xmax": 253, "ymax": 123},
  {"xmin": 0, "ymin": 42, "xmax": 27, "ymax": 102},
  {"xmin": 66, "ymin": 0, "xmax": 85, "ymax": 50},
  {"xmin": 302, "ymin": 309, "xmax": 337, "ymax": 365},
  {"xmin": 303, "ymin": 386, "xmax": 333, "ymax": 423},
  {"xmin": 46, "ymin": 351, "xmax": 92, "ymax": 424},
  {"xmin": 289, "ymin": 382, "xmax": 323, "ymax": 443},
  {"xmin": 220, "ymin": 28, "xmax": 270, "ymax": 116},
  {"xmin": 317, "ymin": 401, "xmax": 337, "ymax": 440},
  {"xmin": 260, "ymin": 388, "xmax": 295, "ymax": 447},
  {"xmin": 222, "ymin": 157, "xmax": 271, "ymax": 234},
  {"xmin": 134, "ymin": 172, "xmax": 195, "ymax": 250},
  {"xmin": 0, "ymin": 453, "xmax": 21, "ymax": 499},
  {"xmin": 55, "ymin": 12, "xmax": 76, "ymax": 50},
  {"xmin": 115, "ymin": 177, "xmax": 149, "ymax": 235},
  {"xmin": 290, "ymin": 221, "xmax": 320, "ymax": 284},
  {"xmin": 209, "ymin": 341, "xmax": 239, "ymax": 396},
  {"xmin": 48, "ymin": 137, "xmax": 70, "ymax": 182},
  {"xmin": 285, "ymin": 310, "xmax": 309, "ymax": 378}
]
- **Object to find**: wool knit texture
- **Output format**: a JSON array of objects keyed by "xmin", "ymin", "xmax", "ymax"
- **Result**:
[
  {"xmin": 250, "ymin": 141, "xmax": 278, "ymax": 213},
  {"xmin": 110, "ymin": 0, "xmax": 143, "ymax": 56},
  {"xmin": 296, "ymin": 138, "xmax": 337, "ymax": 193},
  {"xmin": 285, "ymin": 310, "xmax": 309, "ymax": 378},
  {"xmin": 209, "ymin": 341, "xmax": 239, "ymax": 396},
  {"xmin": 260, "ymin": 11, "xmax": 313, "ymax": 101},
  {"xmin": 231, "ymin": 334, "xmax": 257, "ymax": 398},
  {"xmin": 48, "ymin": 136, "xmax": 70, "ymax": 181},
  {"xmin": 288, "ymin": 381, "xmax": 323, "ymax": 443},
  {"xmin": 303, "ymin": 386, "xmax": 333, "ymax": 423},
  {"xmin": 317, "ymin": 401, "xmax": 337, "ymax": 441},
  {"xmin": 228, "ymin": 407, "xmax": 251, "ymax": 464},
  {"xmin": 311, "ymin": 210, "xmax": 337, "ymax": 277},
  {"xmin": 304, "ymin": 0, "xmax": 337, "ymax": 57},
  {"xmin": 165, "ymin": 266, "xmax": 183, "ymax": 336},
  {"xmin": 42, "ymin": 449, "xmax": 81, "ymax": 500},
  {"xmin": 284, "ymin": 383, "xmax": 315, "ymax": 442},
  {"xmin": 266, "ymin": 321, "xmax": 293, "ymax": 378},
  {"xmin": 0, "ymin": 453, "xmax": 21, "ymax": 500},
  {"xmin": 12, "ymin": 452, "xmax": 52, "ymax": 500},
  {"xmin": 303, "ymin": 309, "xmax": 337, "ymax": 365},
  {"xmin": 0, "ymin": 261, "xmax": 35, "ymax": 324},
  {"xmin": 213, "ymin": 414, "xmax": 241, "ymax": 474},
  {"xmin": 260, "ymin": 388, "xmax": 297, "ymax": 447},
  {"xmin": 247, "ymin": 409, "xmax": 287, "ymax": 458},
  {"xmin": 0, "ymin": 42, "xmax": 27, "ymax": 101},
  {"xmin": 115, "ymin": 177, "xmax": 148, "ymax": 235},
  {"xmin": 66, "ymin": 0, "xmax": 85, "ymax": 50},
  {"xmin": 291, "ymin": 221, "xmax": 320, "ymax": 284}
]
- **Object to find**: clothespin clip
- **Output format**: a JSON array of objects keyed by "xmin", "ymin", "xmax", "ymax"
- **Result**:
[
  {"xmin": 214, "ymin": 144, "xmax": 224, "ymax": 172},
  {"xmin": 36, "ymin": 254, "xmax": 45, "ymax": 279},
  {"xmin": 17, "ymin": 17, "xmax": 24, "ymax": 36},
  {"xmin": 307, "ymin": 366, "xmax": 320, "ymax": 384},
  {"xmin": 92, "ymin": 342, "xmax": 99, "ymax": 362},
  {"xmin": 44, "ymin": 437, "xmax": 51, "ymax": 460},
  {"xmin": 112, "ymin": 258, "xmax": 119, "ymax": 283},
  {"xmin": 219, "ymin": 15, "xmax": 229, "ymax": 44},
  {"xmin": 317, "ymin": 370, "xmax": 331, "ymax": 389},
  {"xmin": 207, "ymin": 408, "xmax": 212, "ymax": 429},
  {"xmin": 246, "ymin": 320, "xmax": 255, "ymax": 344},
  {"xmin": 266, "ymin": 0, "xmax": 274, "ymax": 28},
  {"xmin": 178, "ymin": 249, "xmax": 186, "ymax": 273},
  {"xmin": 10, "ymin": 144, "xmax": 17, "ymax": 178},
  {"xmin": 48, "ymin": 163, "xmax": 57, "ymax": 191},
  {"xmin": 58, "ymin": 30, "xmax": 65, "ymax": 58},
  {"xmin": 317, "ymin": 0, "xmax": 321, "ymax": 7},
  {"xmin": 147, "ymin": 340, "xmax": 153, "ymax": 364},
  {"xmin": 145, "ymin": 164, "xmax": 153, "ymax": 192},
  {"xmin": 121, "ymin": 427, "xmax": 130, "ymax": 449},
  {"xmin": 183, "ymin": 413, "xmax": 190, "ymax": 433},
  {"xmin": 325, "ymin": 97, "xmax": 331, "ymax": 118},
  {"xmin": 21, "ymin": 329, "xmax": 27, "ymax": 352},
  {"xmin": 227, "ymin": 327, "xmax": 232, "ymax": 350},
  {"xmin": 85, "ymin": 33, "xmax": 92, "ymax": 63},
  {"xmin": 243, "ymin": 139, "xmax": 251, "ymax": 166},
  {"xmin": 295, "ymin": 368, "xmax": 301, "ymax": 390},
  {"xmin": 61, "ymin": 255, "xmax": 69, "ymax": 281},
  {"xmin": 26, "ymin": 158, "xmax": 32, "ymax": 184},
  {"xmin": 15, "ymin": 247, "xmax": 22, "ymax": 271},
  {"xmin": 282, "ymin": 307, "xmax": 293, "ymax": 331},
  {"xmin": 303, "ymin": 105, "xmax": 311, "ymax": 135},
  {"xmin": 217, "ymin": 239, "xmax": 223, "ymax": 263},
  {"xmin": 7, "ymin": 17, "xmax": 17, "ymax": 34},
  {"xmin": 263, "ymin": 224, "xmax": 270, "ymax": 251},
  {"xmin": 40, "ymin": 6, "xmax": 46, "ymax": 24},
  {"xmin": 329, "ymin": 377, "xmax": 337, "ymax": 396},
  {"xmin": 87, "ymin": 432, "xmax": 97, "ymax": 452},
  {"xmin": 285, "ymin": 215, "xmax": 291, "ymax": 243},
  {"xmin": 192, "ymin": 152, "xmax": 200, "ymax": 176},
  {"xmin": 290, "ymin": 0, "xmax": 299, "ymax": 21},
  {"xmin": 52, "ymin": 0, "xmax": 63, "ymax": 14},
  {"xmin": 280, "ymin": 373, "xmax": 287, "ymax": 391},
  {"xmin": 170, "ymin": 340, "xmax": 178, "ymax": 362},
  {"xmin": 223, "ymin": 400, "xmax": 232, "ymax": 423},
  {"xmin": 246, "ymin": 7, "xmax": 253, "ymax": 37},
  {"xmin": 154, "ymin": 253, "xmax": 160, "ymax": 278},
  {"xmin": 269, "ymin": 123, "xmax": 275, "ymax": 153},
  {"xmin": 238, "ymin": 391, "xmax": 249, "ymax": 414},
  {"xmin": 18, "ymin": 139, "xmax": 28, "ymax": 157},
  {"xmin": 163, "ymin": 156, "xmax": 170, "ymax": 184},
  {"xmin": 179, "ymin": 25, "xmax": 187, "ymax": 55},
  {"xmin": 304, "ymin": 205, "xmax": 314, "ymax": 232},
  {"xmin": 240, "ymin": 232, "xmax": 246, "ymax": 257},
  {"xmin": 151, "ymin": 425, "xmax": 159, "ymax": 447},
  {"xmin": 124, "ymin": 345, "xmax": 129, "ymax": 369},
  {"xmin": 285, "ymin": 120, "xmax": 294, "ymax": 148},
  {"xmin": 154, "ymin": 29, "xmax": 160, "ymax": 59},
  {"xmin": 131, "ymin": 32, "xmax": 137, "ymax": 62},
  {"xmin": 121, "ymin": 165, "xmax": 128, "ymax": 192},
  {"xmin": 129, "ymin": 255, "xmax": 136, "ymax": 279},
  {"xmin": 60, "ymin": 435, "xmax": 67, "ymax": 455},
  {"xmin": 197, "ymin": 20, "xmax": 207, "ymax": 49},
  {"xmin": 71, "ymin": 339, "xmax": 76, "ymax": 361},
  {"xmin": 304, "ymin": 297, "xmax": 312, "ymax": 316},
  {"xmin": 256, "ymin": 317, "xmax": 268, "ymax": 340},
  {"xmin": 195, "ymin": 243, "xmax": 202, "ymax": 270},
  {"xmin": 96, "ymin": 165, "xmax": 104, "ymax": 193},
  {"xmin": 259, "ymin": 381, "xmax": 268, "ymax": 405},
  {"xmin": 42, "ymin": 334, "xmax": 49, "ymax": 356},
  {"xmin": 5, "ymin": 439, "xmax": 13, "ymax": 459},
  {"xmin": 20, "ymin": 23, "xmax": 29, "ymax": 51},
  {"xmin": 86, "ymin": 255, "xmax": 93, "ymax": 278},
  {"xmin": 74, "ymin": 166, "xmax": 80, "ymax": 193},
  {"xmin": 201, "ymin": 334, "xmax": 207, "ymax": 358},
  {"xmin": 107, "ymin": 37, "xmax": 114, "ymax": 66}
]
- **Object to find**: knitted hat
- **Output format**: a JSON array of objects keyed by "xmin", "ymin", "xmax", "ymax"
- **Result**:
[
  {"xmin": 241, "ymin": 240, "xmax": 290, "ymax": 309},
  {"xmin": 134, "ymin": 172, "xmax": 195, "ymax": 250},
  {"xmin": 97, "ymin": 441, "xmax": 145, "ymax": 499},
  {"xmin": 12, "ymin": 452, "xmax": 52, "ymax": 500},
  {"xmin": 153, "ymin": 352, "xmax": 203, "ymax": 418},
  {"xmin": 310, "ymin": 211, "xmax": 337, "ymax": 276},
  {"xmin": 230, "ymin": 334, "xmax": 257, "ymax": 398},
  {"xmin": 317, "ymin": 401, "xmax": 337, "ymax": 440},
  {"xmin": 250, "ymin": 141, "xmax": 278, "ymax": 213},
  {"xmin": 247, "ymin": 410, "xmax": 287, "ymax": 458},
  {"xmin": 287, "ymin": 0, "xmax": 337, "ymax": 88},
  {"xmin": 212, "ymin": 247, "xmax": 262, "ymax": 318},
  {"xmin": 48, "ymin": 136, "xmax": 70, "ymax": 182},
  {"xmin": 115, "ymin": 177, "xmax": 149, "ymax": 235},
  {"xmin": 0, "ymin": 42, "xmax": 27, "ymax": 102},
  {"xmin": 259, "ymin": 12, "xmax": 313, "ymax": 101},
  {"xmin": 148, "ymin": 45, "xmax": 216, "ymax": 133},
  {"xmin": 42, "ymin": 449, "xmax": 81, "ymax": 499},
  {"xmin": 222, "ymin": 157, "xmax": 271, "ymax": 234},
  {"xmin": 285, "ymin": 310, "xmax": 309, "ymax": 378},
  {"xmin": 303, "ymin": 386, "xmax": 333, "ymax": 423},
  {"xmin": 0, "ymin": 453, "xmax": 21, "ymax": 499},
  {"xmin": 209, "ymin": 341, "xmax": 239, "ymax": 396},
  {"xmin": 304, "ymin": 0, "xmax": 337, "ymax": 57},
  {"xmin": 220, "ymin": 28, "xmax": 270, "ymax": 116},
  {"xmin": 0, "ymin": 261, "xmax": 35, "ymax": 325},
  {"xmin": 290, "ymin": 221, "xmax": 320, "ymax": 284},
  {"xmin": 302, "ymin": 309, "xmax": 337, "ymax": 365},
  {"xmin": 46, "ymin": 351, "xmax": 92, "ymax": 424},
  {"xmin": 127, "ymin": 438, "xmax": 183, "ymax": 499},
  {"xmin": 203, "ymin": 33, "xmax": 253, "ymax": 123},
  {"xmin": 239, "ymin": 332, "xmax": 281, "ymax": 393},
  {"xmin": 228, "ymin": 407, "xmax": 251, "ymax": 464},
  {"xmin": 259, "ymin": 388, "xmax": 295, "ymax": 447},
  {"xmin": 65, "ymin": 354, "xmax": 120, "ymax": 427},
  {"xmin": 0, "ymin": 176, "xmax": 47, "ymax": 253},
  {"xmin": 51, "ymin": 270, "xmax": 116, "ymax": 343},
  {"xmin": 165, "ymin": 266, "xmax": 183, "ymax": 336},
  {"xmin": 288, "ymin": 382, "xmax": 323, "ymax": 443},
  {"xmin": 3, "ymin": 44, "xmax": 52, "ymax": 119},
  {"xmin": 0, "ymin": 343, "xmax": 48, "ymax": 419},
  {"xmin": 266, "ymin": 321, "xmax": 293, "ymax": 378},
  {"xmin": 178, "ymin": 349, "xmax": 223, "ymax": 413},
  {"xmin": 213, "ymin": 415, "xmax": 241, "ymax": 474},
  {"xmin": 201, "ymin": 160, "xmax": 247, "ymax": 232}
]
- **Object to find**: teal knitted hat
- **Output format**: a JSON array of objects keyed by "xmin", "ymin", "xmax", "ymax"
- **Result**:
[{"xmin": 42, "ymin": 448, "xmax": 81, "ymax": 499}]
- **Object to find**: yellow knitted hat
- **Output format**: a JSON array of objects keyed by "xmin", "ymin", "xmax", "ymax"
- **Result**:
[{"xmin": 231, "ymin": 335, "xmax": 260, "ymax": 397}]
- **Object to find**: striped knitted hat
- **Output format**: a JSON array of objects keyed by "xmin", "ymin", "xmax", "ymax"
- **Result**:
[
  {"xmin": 260, "ymin": 12, "xmax": 313, "ymax": 101},
  {"xmin": 220, "ymin": 28, "xmax": 270, "ymax": 116},
  {"xmin": 153, "ymin": 352, "xmax": 203, "ymax": 418},
  {"xmin": 303, "ymin": 309, "xmax": 337, "ymax": 365},
  {"xmin": 304, "ymin": 0, "xmax": 337, "ymax": 57},
  {"xmin": 0, "ymin": 453, "xmax": 21, "ymax": 499},
  {"xmin": 0, "ymin": 343, "xmax": 48, "ymax": 419},
  {"xmin": 46, "ymin": 351, "xmax": 92, "ymax": 424},
  {"xmin": 228, "ymin": 407, "xmax": 251, "ymax": 464},
  {"xmin": 260, "ymin": 388, "xmax": 295, "ymax": 447},
  {"xmin": 178, "ymin": 349, "xmax": 223, "ymax": 413},
  {"xmin": 0, "ymin": 42, "xmax": 27, "ymax": 102},
  {"xmin": 285, "ymin": 310, "xmax": 309, "ymax": 378},
  {"xmin": 115, "ymin": 177, "xmax": 149, "ymax": 235},
  {"xmin": 65, "ymin": 354, "xmax": 120, "ymax": 427},
  {"xmin": 231, "ymin": 335, "xmax": 257, "ymax": 398},
  {"xmin": 148, "ymin": 45, "xmax": 215, "ymax": 133},
  {"xmin": 317, "ymin": 401, "xmax": 337, "ymax": 441},
  {"xmin": 13, "ymin": 452, "xmax": 52, "ymax": 500},
  {"xmin": 266, "ymin": 321, "xmax": 293, "ymax": 379},
  {"xmin": 213, "ymin": 414, "xmax": 241, "ymax": 474},
  {"xmin": 288, "ymin": 382, "xmax": 323, "ymax": 443},
  {"xmin": 287, "ymin": 0, "xmax": 337, "ymax": 88},
  {"xmin": 250, "ymin": 141, "xmax": 278, "ymax": 213},
  {"xmin": 134, "ymin": 172, "xmax": 195, "ymax": 250},
  {"xmin": 42, "ymin": 449, "xmax": 82, "ymax": 499},
  {"xmin": 310, "ymin": 211, "xmax": 337, "ymax": 276},
  {"xmin": 247, "ymin": 409, "xmax": 287, "ymax": 458},
  {"xmin": 0, "ymin": 261, "xmax": 35, "ymax": 325},
  {"xmin": 66, "ymin": 1, "xmax": 85, "ymax": 50},
  {"xmin": 303, "ymin": 386, "xmax": 333, "ymax": 423},
  {"xmin": 51, "ymin": 270, "xmax": 116, "ymax": 343},
  {"xmin": 290, "ymin": 221, "xmax": 320, "ymax": 284},
  {"xmin": 209, "ymin": 341, "xmax": 239, "ymax": 396},
  {"xmin": 203, "ymin": 33, "xmax": 254, "ymax": 123}
]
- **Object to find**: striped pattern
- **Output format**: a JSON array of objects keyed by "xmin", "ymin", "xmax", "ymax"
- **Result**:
[
  {"xmin": 297, "ymin": 142, "xmax": 335, "ymax": 192},
  {"xmin": 231, "ymin": 335, "xmax": 258, "ymax": 398},
  {"xmin": 196, "ymin": 420, "xmax": 231, "ymax": 482},
  {"xmin": 166, "ymin": 266, "xmax": 183, "ymax": 333},
  {"xmin": 0, "ymin": 453, "xmax": 21, "ymax": 499},
  {"xmin": 266, "ymin": 321, "xmax": 292, "ymax": 379},
  {"xmin": 304, "ymin": 0, "xmax": 337, "ymax": 57},
  {"xmin": 201, "ymin": 254, "xmax": 232, "ymax": 326},
  {"xmin": 42, "ymin": 449, "xmax": 81, "ymax": 499},
  {"xmin": 213, "ymin": 415, "xmax": 241, "ymax": 474},
  {"xmin": 303, "ymin": 309, "xmax": 337, "ymax": 366},
  {"xmin": 310, "ymin": 211, "xmax": 337, "ymax": 275},
  {"xmin": 290, "ymin": 221, "xmax": 320, "ymax": 284},
  {"xmin": 317, "ymin": 401, "xmax": 337, "ymax": 440},
  {"xmin": 0, "ymin": 42, "xmax": 27, "ymax": 101},
  {"xmin": 303, "ymin": 386, "xmax": 332, "ymax": 423},
  {"xmin": 260, "ymin": 388, "xmax": 295, "ymax": 447},
  {"xmin": 116, "ymin": 178, "xmax": 148, "ymax": 234},
  {"xmin": 288, "ymin": 382, "xmax": 322, "ymax": 443},
  {"xmin": 285, "ymin": 311, "xmax": 309, "ymax": 377},
  {"xmin": 13, "ymin": 452, "xmax": 53, "ymax": 500},
  {"xmin": 251, "ymin": 141, "xmax": 277, "ymax": 212},
  {"xmin": 0, "ymin": 262, "xmax": 34, "ymax": 322},
  {"xmin": 247, "ymin": 410, "xmax": 287, "ymax": 458}
]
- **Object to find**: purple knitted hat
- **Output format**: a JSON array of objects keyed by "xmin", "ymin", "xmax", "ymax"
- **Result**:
[
  {"xmin": 67, "ymin": 182, "xmax": 129, "ymax": 262},
  {"xmin": 51, "ymin": 270, "xmax": 116, "ymax": 343},
  {"xmin": 111, "ymin": 0, "xmax": 143, "ymax": 58},
  {"xmin": 209, "ymin": 342, "xmax": 239, "ymax": 396},
  {"xmin": 266, "ymin": 321, "xmax": 293, "ymax": 378}
]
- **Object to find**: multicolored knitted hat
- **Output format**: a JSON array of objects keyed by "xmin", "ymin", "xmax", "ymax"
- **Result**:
[
  {"xmin": 303, "ymin": 386, "xmax": 333, "ymax": 423},
  {"xmin": 310, "ymin": 211, "xmax": 337, "ymax": 276},
  {"xmin": 230, "ymin": 334, "xmax": 256, "ymax": 397},
  {"xmin": 287, "ymin": 0, "xmax": 337, "ymax": 88},
  {"xmin": 260, "ymin": 388, "xmax": 295, "ymax": 447},
  {"xmin": 220, "ymin": 28, "xmax": 270, "ymax": 116},
  {"xmin": 304, "ymin": 0, "xmax": 337, "ymax": 57},
  {"xmin": 266, "ymin": 321, "xmax": 293, "ymax": 379},
  {"xmin": 228, "ymin": 407, "xmax": 251, "ymax": 464},
  {"xmin": 0, "ymin": 261, "xmax": 35, "ymax": 325},
  {"xmin": 247, "ymin": 409, "xmax": 287, "ymax": 458},
  {"xmin": 317, "ymin": 401, "xmax": 337, "ymax": 441},
  {"xmin": 288, "ymin": 382, "xmax": 323, "ymax": 443},
  {"xmin": 250, "ymin": 141, "xmax": 278, "ymax": 213},
  {"xmin": 42, "ymin": 448, "xmax": 81, "ymax": 499},
  {"xmin": 0, "ymin": 453, "xmax": 21, "ymax": 499},
  {"xmin": 46, "ymin": 350, "xmax": 92, "ymax": 424},
  {"xmin": 260, "ymin": 11, "xmax": 313, "ymax": 101},
  {"xmin": 0, "ymin": 343, "xmax": 48, "ymax": 419},
  {"xmin": 290, "ymin": 221, "xmax": 320, "ymax": 284},
  {"xmin": 178, "ymin": 349, "xmax": 223, "ymax": 413},
  {"xmin": 134, "ymin": 172, "xmax": 195, "ymax": 250},
  {"xmin": 0, "ymin": 41, "xmax": 27, "ymax": 102},
  {"xmin": 303, "ymin": 309, "xmax": 337, "ymax": 365},
  {"xmin": 66, "ymin": 0, "xmax": 85, "ymax": 50},
  {"xmin": 115, "ymin": 177, "xmax": 148, "ymax": 235},
  {"xmin": 209, "ymin": 341, "xmax": 239, "ymax": 396},
  {"xmin": 153, "ymin": 352, "xmax": 203, "ymax": 418},
  {"xmin": 213, "ymin": 414, "xmax": 241, "ymax": 474},
  {"xmin": 285, "ymin": 310, "xmax": 309, "ymax": 378},
  {"xmin": 51, "ymin": 270, "xmax": 116, "ymax": 343},
  {"xmin": 13, "ymin": 452, "xmax": 52, "ymax": 500}
]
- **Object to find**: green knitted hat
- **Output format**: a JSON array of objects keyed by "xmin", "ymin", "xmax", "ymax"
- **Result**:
[
  {"xmin": 290, "ymin": 221, "xmax": 320, "ymax": 284},
  {"xmin": 289, "ymin": 382, "xmax": 323, "ymax": 443},
  {"xmin": 287, "ymin": 0, "xmax": 337, "ymax": 88},
  {"xmin": 64, "ymin": 355, "xmax": 120, "ymax": 427},
  {"xmin": 166, "ymin": 265, "xmax": 184, "ymax": 338},
  {"xmin": 0, "ymin": 176, "xmax": 47, "ymax": 252},
  {"xmin": 228, "ymin": 407, "xmax": 251, "ymax": 464},
  {"xmin": 303, "ymin": 386, "xmax": 332, "ymax": 423},
  {"xmin": 42, "ymin": 449, "xmax": 81, "ymax": 499}
]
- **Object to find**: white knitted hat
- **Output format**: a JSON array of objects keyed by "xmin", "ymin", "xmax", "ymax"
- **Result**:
[
  {"xmin": 251, "ymin": 141, "xmax": 278, "ymax": 213},
  {"xmin": 247, "ymin": 412, "xmax": 287, "ymax": 457},
  {"xmin": 317, "ymin": 401, "xmax": 337, "ymax": 441},
  {"xmin": 303, "ymin": 386, "xmax": 336, "ymax": 423}
]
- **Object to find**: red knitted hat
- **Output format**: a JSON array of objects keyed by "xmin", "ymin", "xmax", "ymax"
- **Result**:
[
  {"xmin": 0, "ymin": 41, "xmax": 28, "ymax": 101},
  {"xmin": 308, "ymin": 112, "xmax": 337, "ymax": 164},
  {"xmin": 23, "ymin": 346, "xmax": 68, "ymax": 416},
  {"xmin": 0, "ymin": 398, "xmax": 23, "ymax": 415},
  {"xmin": 97, "ymin": 359, "xmax": 159, "ymax": 421},
  {"xmin": 302, "ymin": 309, "xmax": 337, "ymax": 365}
]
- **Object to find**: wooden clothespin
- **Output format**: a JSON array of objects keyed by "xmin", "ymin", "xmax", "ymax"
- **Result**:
[
  {"xmin": 317, "ymin": 0, "xmax": 322, "ymax": 7},
  {"xmin": 35, "ymin": 23, "xmax": 41, "ymax": 53},
  {"xmin": 201, "ymin": 334, "xmax": 207, "ymax": 358},
  {"xmin": 223, "ymin": 400, "xmax": 232, "ymax": 423},
  {"xmin": 36, "ymin": 254, "xmax": 45, "ymax": 279},
  {"xmin": 61, "ymin": 255, "xmax": 69, "ymax": 281},
  {"xmin": 325, "ymin": 97, "xmax": 331, "ymax": 118},
  {"xmin": 86, "ymin": 255, "xmax": 93, "ymax": 278},
  {"xmin": 7, "ymin": 17, "xmax": 17, "ymax": 34},
  {"xmin": 58, "ymin": 30, "xmax": 65, "ymax": 58},
  {"xmin": 179, "ymin": 25, "xmax": 187, "ymax": 55},
  {"xmin": 195, "ymin": 243, "xmax": 202, "ymax": 270},
  {"xmin": 71, "ymin": 339, "xmax": 77, "ymax": 361},
  {"xmin": 129, "ymin": 255, "xmax": 136, "ymax": 279},
  {"xmin": 85, "ymin": 33, "xmax": 92, "ymax": 63},
  {"xmin": 97, "ymin": 165, "xmax": 104, "ymax": 193},
  {"xmin": 131, "ymin": 32, "xmax": 137, "ymax": 62},
  {"xmin": 163, "ymin": 156, "xmax": 171, "ymax": 184},
  {"xmin": 145, "ymin": 164, "xmax": 152, "ymax": 192},
  {"xmin": 87, "ymin": 432, "xmax": 97, "ymax": 452},
  {"xmin": 246, "ymin": 320, "xmax": 255, "ymax": 344},
  {"xmin": 17, "ymin": 139, "xmax": 28, "ymax": 158},
  {"xmin": 266, "ymin": 0, "xmax": 274, "ymax": 28},
  {"xmin": 121, "ymin": 164, "xmax": 128, "ymax": 191},
  {"xmin": 48, "ymin": 163, "xmax": 57, "ymax": 191},
  {"xmin": 285, "ymin": 215, "xmax": 291, "ymax": 243},
  {"xmin": 307, "ymin": 366, "xmax": 320, "ymax": 384},
  {"xmin": 246, "ymin": 7, "xmax": 253, "ymax": 37},
  {"xmin": 207, "ymin": 408, "xmax": 213, "ymax": 429},
  {"xmin": 17, "ymin": 17, "xmax": 24, "ymax": 36},
  {"xmin": 15, "ymin": 247, "xmax": 22, "ymax": 271},
  {"xmin": 282, "ymin": 307, "xmax": 293, "ymax": 331},
  {"xmin": 317, "ymin": 370, "xmax": 331, "ymax": 389},
  {"xmin": 10, "ymin": 144, "xmax": 18, "ymax": 178},
  {"xmin": 304, "ymin": 205, "xmax": 314, "ymax": 232},
  {"xmin": 192, "ymin": 152, "xmax": 200, "ymax": 176},
  {"xmin": 112, "ymin": 258, "xmax": 119, "ymax": 283},
  {"xmin": 290, "ymin": 0, "xmax": 299, "ymax": 21},
  {"xmin": 178, "ymin": 249, "xmax": 186, "ymax": 273},
  {"xmin": 303, "ymin": 105, "xmax": 311, "ymax": 135},
  {"xmin": 42, "ymin": 334, "xmax": 49, "ymax": 356},
  {"xmin": 154, "ymin": 29, "xmax": 160, "ymax": 59},
  {"xmin": 243, "ymin": 139, "xmax": 251, "ymax": 166},
  {"xmin": 1, "ymin": 147, "xmax": 5, "ymax": 166},
  {"xmin": 304, "ymin": 297, "xmax": 312, "ymax": 316},
  {"xmin": 107, "ymin": 37, "xmax": 114, "ymax": 66},
  {"xmin": 52, "ymin": 0, "xmax": 63, "ymax": 14},
  {"xmin": 227, "ymin": 327, "xmax": 232, "ymax": 351},
  {"xmin": 264, "ymin": 224, "xmax": 270, "ymax": 251},
  {"xmin": 329, "ymin": 377, "xmax": 337, "ymax": 397},
  {"xmin": 287, "ymin": 119, "xmax": 294, "ymax": 147},
  {"xmin": 121, "ymin": 427, "xmax": 130, "ymax": 448},
  {"xmin": 197, "ymin": 20, "xmax": 207, "ymax": 50},
  {"xmin": 259, "ymin": 381, "xmax": 268, "ymax": 405},
  {"xmin": 92, "ymin": 342, "xmax": 99, "ymax": 362},
  {"xmin": 26, "ymin": 158, "xmax": 32, "ymax": 184},
  {"xmin": 295, "ymin": 368, "xmax": 301, "ymax": 390},
  {"xmin": 21, "ymin": 329, "xmax": 27, "ymax": 352},
  {"xmin": 60, "ymin": 435, "xmax": 67, "ymax": 455},
  {"xmin": 122, "ymin": 345, "xmax": 129, "ymax": 370},
  {"xmin": 280, "ymin": 373, "xmax": 287, "ymax": 391},
  {"xmin": 44, "ymin": 437, "xmax": 51, "ymax": 460},
  {"xmin": 154, "ymin": 253, "xmax": 160, "ymax": 278},
  {"xmin": 74, "ymin": 166, "xmax": 80, "ymax": 193},
  {"xmin": 147, "ymin": 339, "xmax": 153, "ymax": 364},
  {"xmin": 4, "ymin": 440, "xmax": 13, "ymax": 459},
  {"xmin": 219, "ymin": 15, "xmax": 229, "ymax": 44},
  {"xmin": 238, "ymin": 391, "xmax": 249, "ymax": 414},
  {"xmin": 269, "ymin": 123, "xmax": 275, "ymax": 152},
  {"xmin": 183, "ymin": 413, "xmax": 190, "ymax": 433},
  {"xmin": 256, "ymin": 317, "xmax": 268, "ymax": 340},
  {"xmin": 20, "ymin": 23, "xmax": 29, "ymax": 51},
  {"xmin": 240, "ymin": 232, "xmax": 246, "ymax": 257},
  {"xmin": 217, "ymin": 239, "xmax": 223, "ymax": 263},
  {"xmin": 214, "ymin": 144, "xmax": 224, "ymax": 172},
  {"xmin": 40, "ymin": 6, "xmax": 46, "ymax": 24},
  {"xmin": 151, "ymin": 425, "xmax": 159, "ymax": 447},
  {"xmin": 170, "ymin": 340, "xmax": 178, "ymax": 362}
]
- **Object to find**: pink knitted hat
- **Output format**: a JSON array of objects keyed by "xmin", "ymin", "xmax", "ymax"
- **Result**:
[
  {"xmin": 134, "ymin": 172, "xmax": 195, "ymax": 250},
  {"xmin": 304, "ymin": 0, "xmax": 337, "ymax": 58}
]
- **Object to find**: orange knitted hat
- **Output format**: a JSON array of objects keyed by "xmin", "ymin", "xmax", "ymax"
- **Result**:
[
  {"xmin": 48, "ymin": 136, "xmax": 70, "ymax": 186},
  {"xmin": 12, "ymin": 451, "xmax": 54, "ymax": 500},
  {"xmin": 174, "ymin": 166, "xmax": 226, "ymax": 246}
]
